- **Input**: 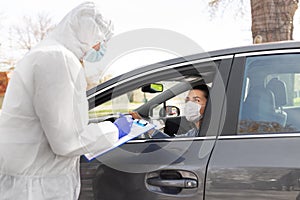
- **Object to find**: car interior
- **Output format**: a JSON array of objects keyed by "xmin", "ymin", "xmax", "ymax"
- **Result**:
[
  {"xmin": 135, "ymin": 80, "xmax": 205, "ymax": 137},
  {"xmin": 89, "ymin": 70, "xmax": 215, "ymax": 139}
]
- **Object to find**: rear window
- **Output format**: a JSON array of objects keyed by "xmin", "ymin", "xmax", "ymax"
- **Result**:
[{"xmin": 238, "ymin": 54, "xmax": 300, "ymax": 134}]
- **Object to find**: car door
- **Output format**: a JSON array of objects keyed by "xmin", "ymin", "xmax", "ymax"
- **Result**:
[
  {"xmin": 205, "ymin": 50, "xmax": 300, "ymax": 199},
  {"xmin": 79, "ymin": 55, "xmax": 232, "ymax": 200}
]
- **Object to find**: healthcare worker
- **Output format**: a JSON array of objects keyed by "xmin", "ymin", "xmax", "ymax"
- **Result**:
[{"xmin": 0, "ymin": 2, "xmax": 132, "ymax": 199}]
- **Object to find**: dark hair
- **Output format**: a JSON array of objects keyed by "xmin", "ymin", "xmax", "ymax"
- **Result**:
[{"xmin": 192, "ymin": 84, "xmax": 209, "ymax": 99}]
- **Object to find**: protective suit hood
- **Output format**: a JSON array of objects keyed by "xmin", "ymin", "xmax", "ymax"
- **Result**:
[{"xmin": 47, "ymin": 1, "xmax": 113, "ymax": 59}]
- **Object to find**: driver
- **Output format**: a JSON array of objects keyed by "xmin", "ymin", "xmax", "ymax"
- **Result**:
[{"xmin": 131, "ymin": 84, "xmax": 209, "ymax": 138}]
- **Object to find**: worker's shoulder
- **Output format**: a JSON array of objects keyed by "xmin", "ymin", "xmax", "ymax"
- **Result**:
[
  {"xmin": 30, "ymin": 43, "xmax": 72, "ymax": 60},
  {"xmin": 21, "ymin": 46, "xmax": 79, "ymax": 72}
]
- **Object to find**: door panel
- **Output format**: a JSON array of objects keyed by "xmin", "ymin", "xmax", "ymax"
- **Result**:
[
  {"xmin": 90, "ymin": 139, "xmax": 215, "ymax": 200},
  {"xmin": 206, "ymin": 52, "xmax": 300, "ymax": 199},
  {"xmin": 205, "ymin": 136, "xmax": 300, "ymax": 200},
  {"xmin": 79, "ymin": 57, "xmax": 233, "ymax": 200}
]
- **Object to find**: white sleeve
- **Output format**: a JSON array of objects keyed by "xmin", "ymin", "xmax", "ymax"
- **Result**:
[{"xmin": 33, "ymin": 51, "xmax": 118, "ymax": 157}]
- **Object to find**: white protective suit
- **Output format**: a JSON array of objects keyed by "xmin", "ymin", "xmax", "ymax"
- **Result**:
[{"xmin": 0, "ymin": 2, "xmax": 118, "ymax": 199}]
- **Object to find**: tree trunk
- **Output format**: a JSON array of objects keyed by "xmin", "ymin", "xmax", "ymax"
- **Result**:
[{"xmin": 251, "ymin": 0, "xmax": 298, "ymax": 43}]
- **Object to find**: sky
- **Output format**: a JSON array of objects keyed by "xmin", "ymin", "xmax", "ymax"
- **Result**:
[
  {"xmin": 0, "ymin": 0, "xmax": 300, "ymax": 75},
  {"xmin": 0, "ymin": 0, "xmax": 252, "ymax": 48}
]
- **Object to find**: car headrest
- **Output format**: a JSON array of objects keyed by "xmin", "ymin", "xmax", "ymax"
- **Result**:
[
  {"xmin": 242, "ymin": 86, "xmax": 276, "ymax": 121},
  {"xmin": 266, "ymin": 78, "xmax": 287, "ymax": 107}
]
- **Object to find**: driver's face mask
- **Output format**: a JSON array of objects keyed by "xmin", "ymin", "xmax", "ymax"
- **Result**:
[{"xmin": 184, "ymin": 101, "xmax": 203, "ymax": 123}]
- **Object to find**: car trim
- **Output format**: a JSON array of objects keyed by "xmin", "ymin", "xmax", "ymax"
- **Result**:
[
  {"xmin": 126, "ymin": 132, "xmax": 300, "ymax": 143},
  {"xmin": 126, "ymin": 136, "xmax": 217, "ymax": 143},
  {"xmin": 218, "ymin": 133, "xmax": 300, "ymax": 140},
  {"xmin": 235, "ymin": 49, "xmax": 300, "ymax": 57},
  {"xmin": 87, "ymin": 55, "xmax": 233, "ymax": 100}
]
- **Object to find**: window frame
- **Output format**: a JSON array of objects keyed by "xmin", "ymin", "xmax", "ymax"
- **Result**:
[
  {"xmin": 87, "ymin": 55, "xmax": 232, "ymax": 141},
  {"xmin": 222, "ymin": 50, "xmax": 300, "ymax": 136}
]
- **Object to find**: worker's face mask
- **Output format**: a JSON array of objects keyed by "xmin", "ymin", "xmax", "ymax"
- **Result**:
[
  {"xmin": 83, "ymin": 45, "xmax": 106, "ymax": 63},
  {"xmin": 83, "ymin": 44, "xmax": 107, "ymax": 90},
  {"xmin": 184, "ymin": 101, "xmax": 202, "ymax": 123}
]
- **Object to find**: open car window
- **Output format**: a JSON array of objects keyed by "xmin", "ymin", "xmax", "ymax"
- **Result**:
[
  {"xmin": 89, "ymin": 80, "xmax": 183, "ymax": 119},
  {"xmin": 88, "ymin": 59, "xmax": 219, "ymax": 138}
]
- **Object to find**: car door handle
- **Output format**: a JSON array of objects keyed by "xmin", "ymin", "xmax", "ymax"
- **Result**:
[{"xmin": 146, "ymin": 177, "xmax": 198, "ymax": 188}]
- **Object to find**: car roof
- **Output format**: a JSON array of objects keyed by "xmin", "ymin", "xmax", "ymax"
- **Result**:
[
  {"xmin": 87, "ymin": 41, "xmax": 300, "ymax": 97},
  {"xmin": 207, "ymin": 40, "xmax": 300, "ymax": 56}
]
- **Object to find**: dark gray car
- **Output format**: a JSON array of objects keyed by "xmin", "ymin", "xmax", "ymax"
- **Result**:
[{"xmin": 79, "ymin": 41, "xmax": 300, "ymax": 200}]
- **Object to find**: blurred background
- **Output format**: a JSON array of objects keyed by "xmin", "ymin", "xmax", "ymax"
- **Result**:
[{"xmin": 0, "ymin": 0, "xmax": 299, "ymax": 108}]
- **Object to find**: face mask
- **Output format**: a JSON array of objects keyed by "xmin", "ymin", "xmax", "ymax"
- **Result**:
[
  {"xmin": 83, "ymin": 44, "xmax": 107, "ymax": 89},
  {"xmin": 184, "ymin": 101, "xmax": 203, "ymax": 123},
  {"xmin": 83, "ymin": 45, "xmax": 106, "ymax": 63}
]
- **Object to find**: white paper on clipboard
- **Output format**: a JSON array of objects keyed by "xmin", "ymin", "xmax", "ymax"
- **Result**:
[{"xmin": 84, "ymin": 119, "xmax": 155, "ymax": 161}]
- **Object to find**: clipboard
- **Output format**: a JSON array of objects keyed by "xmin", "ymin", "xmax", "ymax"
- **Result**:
[{"xmin": 84, "ymin": 119, "xmax": 155, "ymax": 161}]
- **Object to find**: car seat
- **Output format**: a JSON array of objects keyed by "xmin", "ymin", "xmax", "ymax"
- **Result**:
[
  {"xmin": 164, "ymin": 117, "xmax": 194, "ymax": 137},
  {"xmin": 241, "ymin": 84, "xmax": 285, "ymax": 127},
  {"xmin": 266, "ymin": 78, "xmax": 288, "ymax": 127}
]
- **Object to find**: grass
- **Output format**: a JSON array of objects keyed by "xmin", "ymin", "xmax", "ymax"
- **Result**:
[
  {"xmin": 294, "ymin": 97, "xmax": 300, "ymax": 106},
  {"xmin": 89, "ymin": 109, "xmax": 133, "ymax": 118},
  {"xmin": 89, "ymin": 101, "xmax": 144, "ymax": 118}
]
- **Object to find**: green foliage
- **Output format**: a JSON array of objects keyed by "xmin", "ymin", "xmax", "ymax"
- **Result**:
[{"xmin": 294, "ymin": 97, "xmax": 300, "ymax": 106}]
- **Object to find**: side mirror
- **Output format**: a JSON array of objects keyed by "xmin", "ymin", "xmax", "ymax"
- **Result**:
[
  {"xmin": 141, "ymin": 83, "xmax": 163, "ymax": 93},
  {"xmin": 159, "ymin": 106, "xmax": 180, "ymax": 117}
]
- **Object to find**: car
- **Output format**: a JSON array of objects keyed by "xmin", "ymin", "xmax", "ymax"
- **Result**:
[{"xmin": 78, "ymin": 41, "xmax": 300, "ymax": 200}]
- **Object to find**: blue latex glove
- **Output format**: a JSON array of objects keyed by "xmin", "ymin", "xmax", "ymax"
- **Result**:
[{"xmin": 113, "ymin": 115, "xmax": 133, "ymax": 139}]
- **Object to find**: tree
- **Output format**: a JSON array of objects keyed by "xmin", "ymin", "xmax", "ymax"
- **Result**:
[
  {"xmin": 209, "ymin": 0, "xmax": 299, "ymax": 43},
  {"xmin": 12, "ymin": 13, "xmax": 55, "ymax": 50}
]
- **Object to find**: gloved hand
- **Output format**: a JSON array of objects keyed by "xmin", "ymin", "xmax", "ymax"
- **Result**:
[{"xmin": 113, "ymin": 115, "xmax": 133, "ymax": 139}]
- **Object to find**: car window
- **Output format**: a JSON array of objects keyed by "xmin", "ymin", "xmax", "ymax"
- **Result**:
[
  {"xmin": 88, "ymin": 80, "xmax": 183, "ymax": 119},
  {"xmin": 88, "ymin": 59, "xmax": 219, "ymax": 138},
  {"xmin": 88, "ymin": 79, "xmax": 200, "ymax": 137},
  {"xmin": 238, "ymin": 53, "xmax": 300, "ymax": 134}
]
